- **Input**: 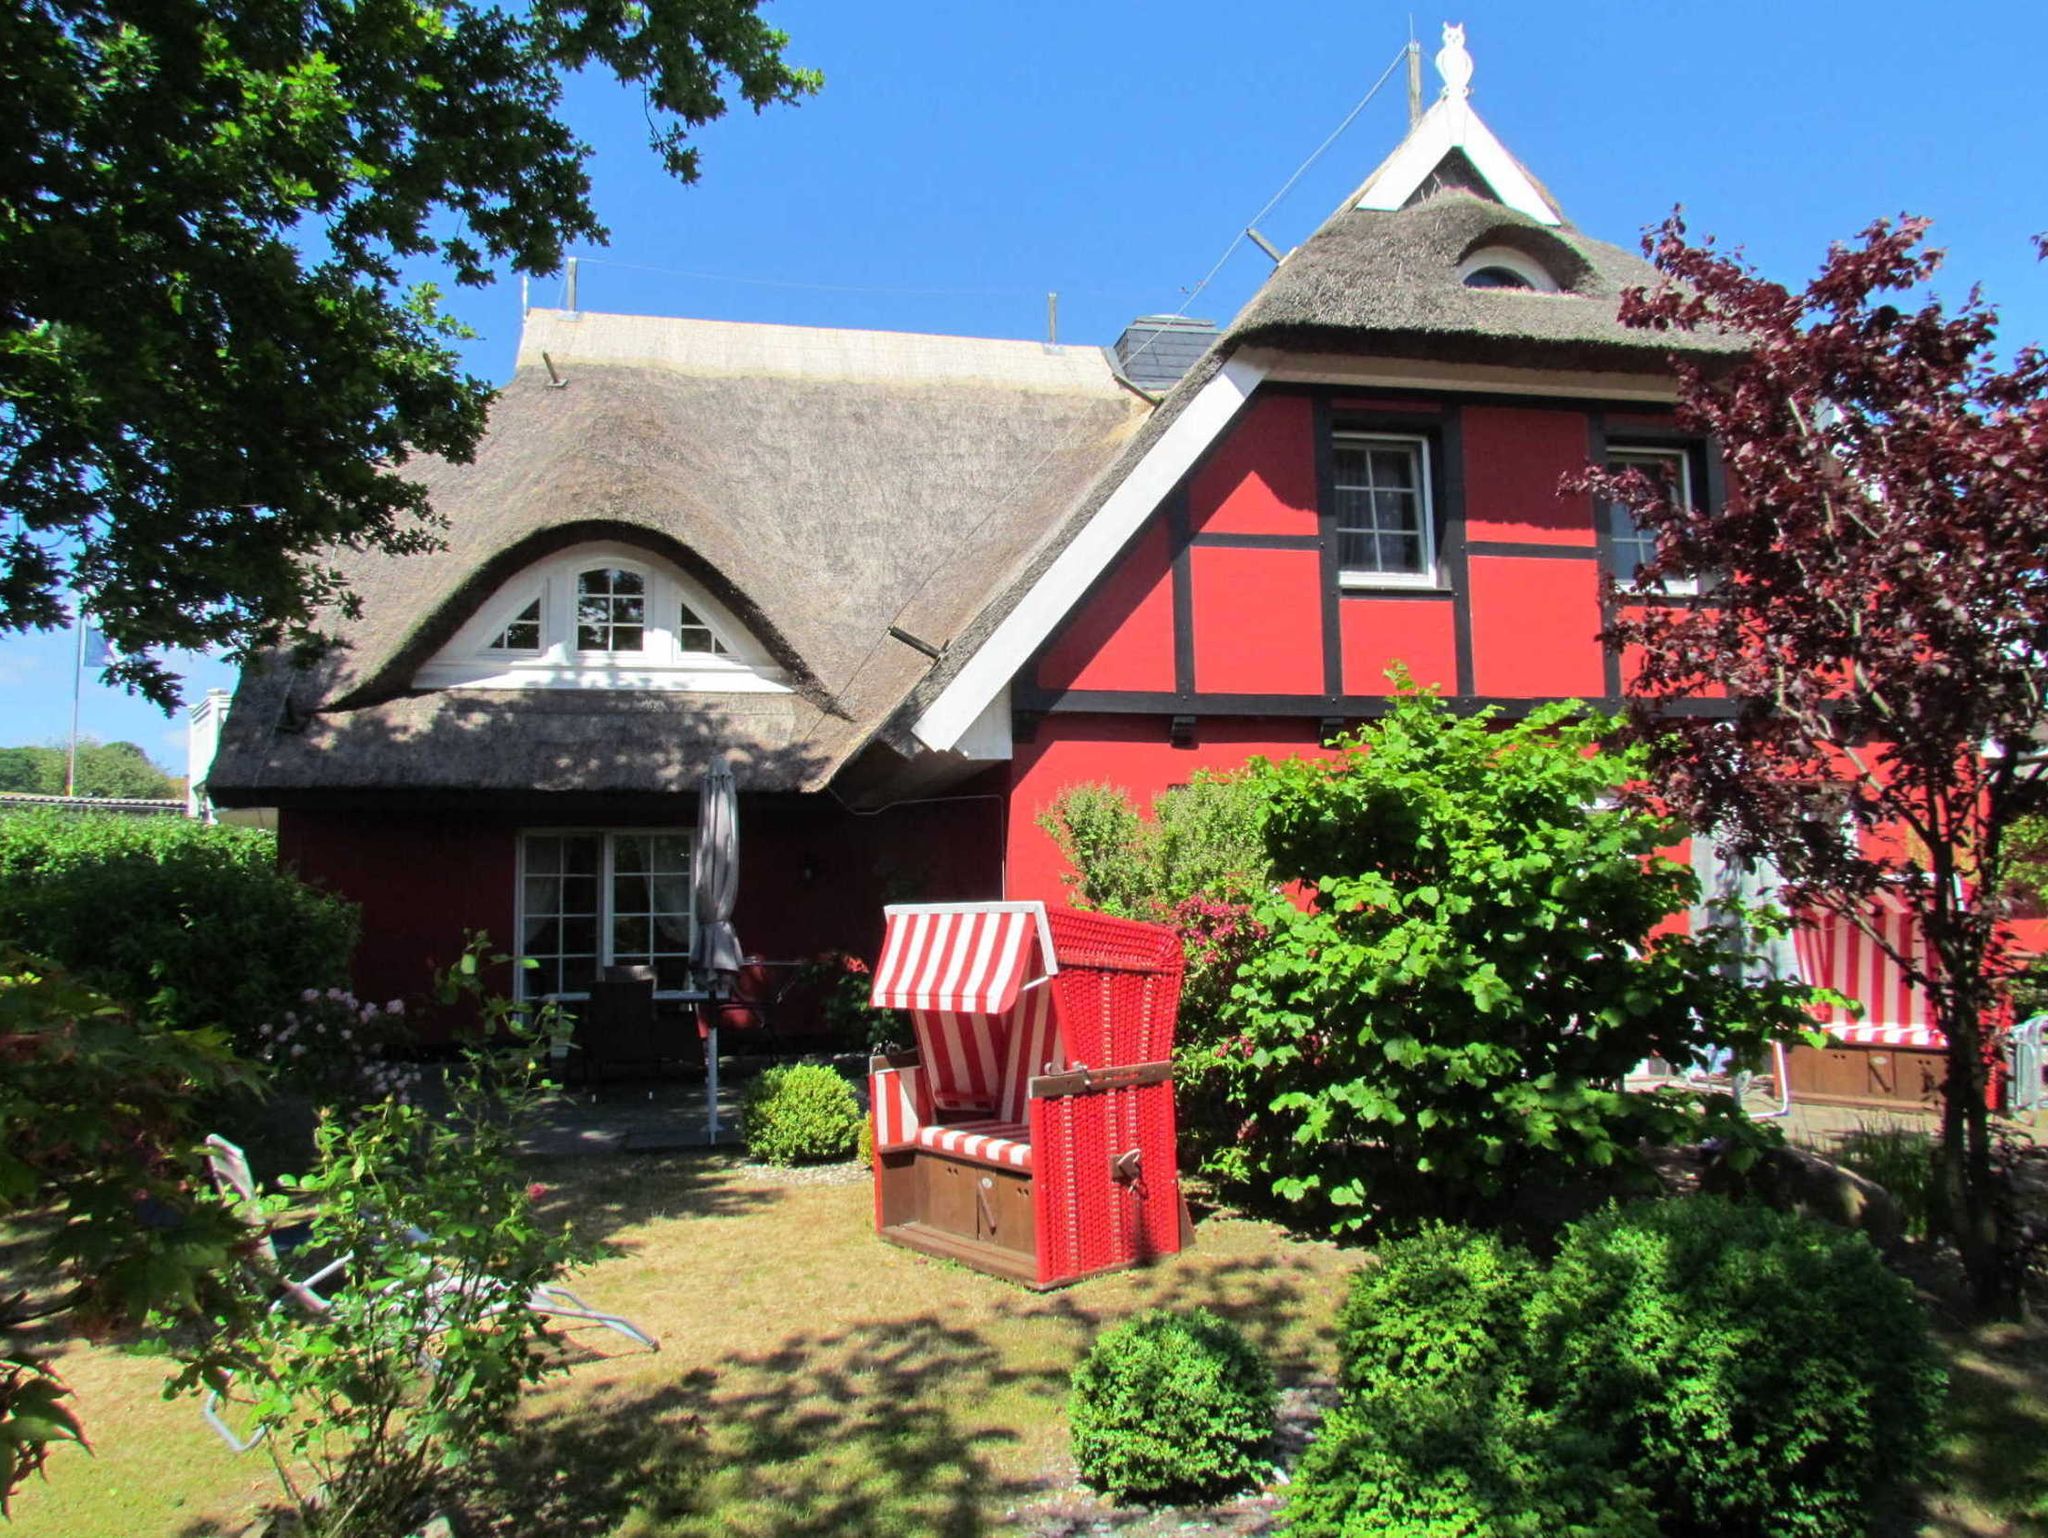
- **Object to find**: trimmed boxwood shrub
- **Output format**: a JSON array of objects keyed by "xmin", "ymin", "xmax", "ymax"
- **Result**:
[
  {"xmin": 1288, "ymin": 1199, "xmax": 1945, "ymax": 1538},
  {"xmin": 1294, "ymin": 1225, "xmax": 1644, "ymax": 1538},
  {"xmin": 1069, "ymin": 1307, "xmax": 1274, "ymax": 1505},
  {"xmin": 0, "ymin": 810, "xmax": 357, "ymax": 1051},
  {"xmin": 1532, "ymin": 1197, "xmax": 1945, "ymax": 1537},
  {"xmin": 740, "ymin": 1063, "xmax": 863, "ymax": 1165}
]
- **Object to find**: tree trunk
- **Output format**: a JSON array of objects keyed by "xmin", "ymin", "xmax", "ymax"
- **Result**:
[{"xmin": 1943, "ymin": 978, "xmax": 2019, "ymax": 1317}]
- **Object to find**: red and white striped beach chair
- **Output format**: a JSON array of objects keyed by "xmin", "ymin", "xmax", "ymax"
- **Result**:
[
  {"xmin": 1787, "ymin": 894, "xmax": 1986, "ymax": 1107},
  {"xmin": 866, "ymin": 901, "xmax": 1188, "ymax": 1288}
]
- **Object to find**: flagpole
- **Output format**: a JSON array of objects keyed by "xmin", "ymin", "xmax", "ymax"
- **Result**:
[{"xmin": 66, "ymin": 603, "xmax": 84, "ymax": 797}]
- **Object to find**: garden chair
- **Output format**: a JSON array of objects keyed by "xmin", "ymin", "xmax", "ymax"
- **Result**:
[
  {"xmin": 199, "ymin": 1134, "xmax": 657, "ymax": 1452},
  {"xmin": 865, "ymin": 902, "xmax": 1190, "ymax": 1288}
]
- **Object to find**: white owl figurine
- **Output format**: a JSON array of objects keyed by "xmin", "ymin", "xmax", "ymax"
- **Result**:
[{"xmin": 1436, "ymin": 22, "xmax": 1473, "ymax": 100}]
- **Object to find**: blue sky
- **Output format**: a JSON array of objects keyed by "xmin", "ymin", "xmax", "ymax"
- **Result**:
[{"xmin": 5, "ymin": 0, "xmax": 2045, "ymax": 772}]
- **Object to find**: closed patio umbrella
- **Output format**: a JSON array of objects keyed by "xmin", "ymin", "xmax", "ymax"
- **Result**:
[{"xmin": 691, "ymin": 758, "xmax": 742, "ymax": 1143}]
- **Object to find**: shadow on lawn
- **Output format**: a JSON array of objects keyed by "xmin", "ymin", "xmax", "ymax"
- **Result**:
[
  {"xmin": 1911, "ymin": 1320, "xmax": 2048, "ymax": 1535},
  {"xmin": 464, "ymin": 1313, "xmax": 1034, "ymax": 1538},
  {"xmin": 996, "ymin": 1250, "xmax": 1349, "ymax": 1387},
  {"xmin": 525, "ymin": 1149, "xmax": 787, "ymax": 1246}
]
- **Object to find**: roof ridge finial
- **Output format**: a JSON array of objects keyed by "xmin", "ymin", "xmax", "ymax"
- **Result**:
[{"xmin": 1435, "ymin": 21, "xmax": 1472, "ymax": 102}]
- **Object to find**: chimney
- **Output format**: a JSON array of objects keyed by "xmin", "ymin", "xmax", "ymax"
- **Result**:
[{"xmin": 1111, "ymin": 315, "xmax": 1221, "ymax": 390}]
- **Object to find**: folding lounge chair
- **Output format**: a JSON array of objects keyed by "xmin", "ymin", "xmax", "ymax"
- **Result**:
[{"xmin": 200, "ymin": 1134, "xmax": 657, "ymax": 1451}]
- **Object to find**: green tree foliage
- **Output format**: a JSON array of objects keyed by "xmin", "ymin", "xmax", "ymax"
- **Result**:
[
  {"xmin": 0, "ymin": 809, "xmax": 358, "ymax": 1050},
  {"xmin": 1288, "ymin": 1203, "xmax": 1943, "ymax": 1538},
  {"xmin": 0, "ymin": 949, "xmax": 253, "ymax": 1511},
  {"xmin": 182, "ymin": 940, "xmax": 591, "ymax": 1536},
  {"xmin": 1570, "ymin": 216, "xmax": 2048, "ymax": 1313},
  {"xmin": 1068, "ymin": 1307, "xmax": 1275, "ymax": 1505},
  {"xmin": 1227, "ymin": 687, "xmax": 1818, "ymax": 1229},
  {"xmin": 0, "ymin": 739, "xmax": 178, "ymax": 799},
  {"xmin": 1, "ymin": 0, "xmax": 819, "ymax": 706}
]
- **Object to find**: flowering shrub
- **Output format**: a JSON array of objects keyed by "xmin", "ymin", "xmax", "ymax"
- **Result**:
[{"xmin": 255, "ymin": 987, "xmax": 417, "ymax": 1111}]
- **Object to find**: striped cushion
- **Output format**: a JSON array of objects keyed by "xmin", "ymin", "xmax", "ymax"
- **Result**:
[{"xmin": 915, "ymin": 1119, "xmax": 1032, "ymax": 1171}]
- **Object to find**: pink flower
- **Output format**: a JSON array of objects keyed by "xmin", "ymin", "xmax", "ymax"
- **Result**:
[{"xmin": 526, "ymin": 1182, "xmax": 549, "ymax": 1201}]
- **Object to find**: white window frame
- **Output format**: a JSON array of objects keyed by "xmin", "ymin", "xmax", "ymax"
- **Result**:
[
  {"xmin": 1455, "ymin": 246, "xmax": 1561, "ymax": 293},
  {"xmin": 1607, "ymin": 446, "xmax": 1700, "ymax": 597},
  {"xmin": 415, "ymin": 540, "xmax": 790, "ymax": 692},
  {"xmin": 515, "ymin": 828, "xmax": 698, "ymax": 1001},
  {"xmin": 1334, "ymin": 431, "xmax": 1440, "ymax": 590}
]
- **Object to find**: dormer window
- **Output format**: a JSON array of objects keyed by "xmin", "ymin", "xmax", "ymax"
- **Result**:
[
  {"xmin": 676, "ymin": 601, "xmax": 729, "ymax": 656},
  {"xmin": 490, "ymin": 598, "xmax": 542, "ymax": 652},
  {"xmin": 576, "ymin": 568, "xmax": 646, "ymax": 653},
  {"xmin": 1454, "ymin": 246, "xmax": 1560, "ymax": 293},
  {"xmin": 414, "ymin": 541, "xmax": 790, "ymax": 693}
]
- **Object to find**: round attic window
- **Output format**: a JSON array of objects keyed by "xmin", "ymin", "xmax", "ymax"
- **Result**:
[{"xmin": 1455, "ymin": 246, "xmax": 1559, "ymax": 293}]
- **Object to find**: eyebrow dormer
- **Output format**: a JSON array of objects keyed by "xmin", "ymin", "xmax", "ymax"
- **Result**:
[{"xmin": 412, "ymin": 540, "xmax": 789, "ymax": 692}]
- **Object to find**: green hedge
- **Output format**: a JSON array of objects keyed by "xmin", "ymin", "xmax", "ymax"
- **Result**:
[
  {"xmin": 1288, "ymin": 1200, "xmax": 1945, "ymax": 1538},
  {"xmin": 0, "ymin": 811, "xmax": 357, "ymax": 1052}
]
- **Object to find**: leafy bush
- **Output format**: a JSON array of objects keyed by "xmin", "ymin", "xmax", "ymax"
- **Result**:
[
  {"xmin": 1039, "ymin": 771, "xmax": 1269, "ymax": 919},
  {"xmin": 1226, "ymin": 686, "xmax": 1819, "ymax": 1230},
  {"xmin": 1069, "ymin": 1307, "xmax": 1274, "ymax": 1505},
  {"xmin": 0, "ymin": 947, "xmax": 252, "ymax": 1511},
  {"xmin": 1040, "ymin": 776, "xmax": 1273, "ymax": 1186},
  {"xmin": 1289, "ymin": 1200, "xmax": 1945, "ymax": 1538},
  {"xmin": 183, "ymin": 940, "xmax": 590, "ymax": 1538},
  {"xmin": 0, "ymin": 810, "xmax": 357, "ymax": 1051},
  {"xmin": 741, "ymin": 1063, "xmax": 863, "ymax": 1165},
  {"xmin": 1292, "ymin": 1225, "xmax": 1642, "ymax": 1538},
  {"xmin": 1533, "ymin": 1198, "xmax": 1944, "ymax": 1536},
  {"xmin": 1333, "ymin": 1224, "xmax": 1535, "ymax": 1408},
  {"xmin": 256, "ymin": 987, "xmax": 418, "ymax": 1108}
]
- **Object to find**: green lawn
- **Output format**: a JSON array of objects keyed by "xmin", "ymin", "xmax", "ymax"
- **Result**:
[
  {"xmin": 7, "ymin": 1155, "xmax": 1362, "ymax": 1537},
  {"xmin": 9, "ymin": 1153, "xmax": 2048, "ymax": 1537}
]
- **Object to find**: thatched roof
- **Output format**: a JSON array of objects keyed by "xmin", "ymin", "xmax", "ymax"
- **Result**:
[
  {"xmin": 1229, "ymin": 188, "xmax": 1743, "ymax": 372},
  {"xmin": 207, "ymin": 311, "xmax": 1149, "ymax": 800}
]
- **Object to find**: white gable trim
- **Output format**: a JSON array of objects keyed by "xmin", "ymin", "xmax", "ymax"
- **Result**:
[
  {"xmin": 909, "ymin": 351, "xmax": 1271, "ymax": 751},
  {"xmin": 1353, "ymin": 98, "xmax": 1561, "ymax": 227}
]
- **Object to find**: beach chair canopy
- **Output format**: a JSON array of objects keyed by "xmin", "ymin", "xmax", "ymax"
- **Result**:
[
  {"xmin": 1793, "ymin": 893, "xmax": 1943, "ymax": 1048},
  {"xmin": 871, "ymin": 902, "xmax": 1062, "ymax": 1115}
]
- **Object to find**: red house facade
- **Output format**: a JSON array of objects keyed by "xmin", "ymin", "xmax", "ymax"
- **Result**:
[{"xmin": 204, "ymin": 31, "xmax": 1940, "ymax": 1102}]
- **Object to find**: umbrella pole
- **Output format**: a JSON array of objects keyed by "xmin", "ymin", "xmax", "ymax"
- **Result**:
[{"xmin": 706, "ymin": 1026, "xmax": 720, "ymax": 1145}]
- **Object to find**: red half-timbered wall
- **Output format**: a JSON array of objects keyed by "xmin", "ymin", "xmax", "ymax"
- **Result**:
[{"xmin": 1006, "ymin": 383, "xmax": 1718, "ymax": 901}]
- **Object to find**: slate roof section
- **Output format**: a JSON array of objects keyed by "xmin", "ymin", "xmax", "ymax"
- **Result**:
[{"xmin": 206, "ymin": 310, "xmax": 1150, "ymax": 801}]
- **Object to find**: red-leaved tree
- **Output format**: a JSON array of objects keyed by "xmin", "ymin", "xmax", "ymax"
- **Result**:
[{"xmin": 1572, "ymin": 214, "xmax": 2048, "ymax": 1313}]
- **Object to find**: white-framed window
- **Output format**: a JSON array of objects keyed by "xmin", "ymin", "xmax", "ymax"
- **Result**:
[
  {"xmin": 518, "ymin": 829, "xmax": 695, "ymax": 998},
  {"xmin": 414, "ymin": 541, "xmax": 789, "ymax": 692},
  {"xmin": 574, "ymin": 567, "xmax": 647, "ymax": 653},
  {"xmin": 1334, "ymin": 432, "xmax": 1438, "ymax": 588},
  {"xmin": 1606, "ymin": 446, "xmax": 1699, "ymax": 596},
  {"xmin": 1456, "ymin": 246, "xmax": 1561, "ymax": 293}
]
